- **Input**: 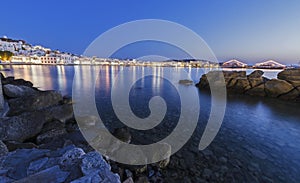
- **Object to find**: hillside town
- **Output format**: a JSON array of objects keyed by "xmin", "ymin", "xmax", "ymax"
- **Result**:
[{"xmin": 0, "ymin": 36, "xmax": 299, "ymax": 68}]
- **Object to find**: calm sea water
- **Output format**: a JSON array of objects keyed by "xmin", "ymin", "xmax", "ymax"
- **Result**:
[{"xmin": 1, "ymin": 65, "xmax": 300, "ymax": 182}]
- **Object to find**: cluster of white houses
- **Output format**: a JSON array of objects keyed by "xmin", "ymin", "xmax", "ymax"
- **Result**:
[
  {"xmin": 5, "ymin": 56, "xmax": 295, "ymax": 69},
  {"xmin": 1, "ymin": 36, "xmax": 298, "ymax": 68},
  {"xmin": 221, "ymin": 59, "xmax": 288, "ymax": 69}
]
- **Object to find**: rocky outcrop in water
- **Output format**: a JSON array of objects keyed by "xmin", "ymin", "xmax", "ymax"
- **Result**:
[{"xmin": 196, "ymin": 69, "xmax": 300, "ymax": 101}]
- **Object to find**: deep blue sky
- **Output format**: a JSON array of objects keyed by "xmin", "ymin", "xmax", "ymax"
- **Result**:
[{"xmin": 1, "ymin": 0, "xmax": 300, "ymax": 64}]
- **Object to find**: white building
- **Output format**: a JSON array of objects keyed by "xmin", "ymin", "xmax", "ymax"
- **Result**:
[
  {"xmin": 58, "ymin": 53, "xmax": 77, "ymax": 64},
  {"xmin": 254, "ymin": 60, "xmax": 286, "ymax": 69},
  {"xmin": 40, "ymin": 55, "xmax": 58, "ymax": 64},
  {"xmin": 222, "ymin": 59, "xmax": 247, "ymax": 68},
  {"xmin": 11, "ymin": 56, "xmax": 31, "ymax": 63},
  {"xmin": 0, "ymin": 37, "xmax": 25, "ymax": 54}
]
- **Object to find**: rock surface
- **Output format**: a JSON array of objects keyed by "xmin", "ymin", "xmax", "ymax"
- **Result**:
[
  {"xmin": 197, "ymin": 69, "xmax": 300, "ymax": 101},
  {"xmin": 0, "ymin": 140, "xmax": 8, "ymax": 157},
  {"xmin": 3, "ymin": 84, "xmax": 38, "ymax": 98},
  {"xmin": 0, "ymin": 75, "xmax": 121, "ymax": 182},
  {"xmin": 7, "ymin": 91, "xmax": 63, "ymax": 116}
]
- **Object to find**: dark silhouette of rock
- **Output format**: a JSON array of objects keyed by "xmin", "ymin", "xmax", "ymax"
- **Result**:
[
  {"xmin": 278, "ymin": 69, "xmax": 300, "ymax": 87},
  {"xmin": 265, "ymin": 79, "xmax": 294, "ymax": 97},
  {"xmin": 3, "ymin": 84, "xmax": 38, "ymax": 98},
  {"xmin": 0, "ymin": 112, "xmax": 47, "ymax": 142},
  {"xmin": 7, "ymin": 91, "xmax": 63, "ymax": 116},
  {"xmin": 196, "ymin": 69, "xmax": 300, "ymax": 101},
  {"xmin": 15, "ymin": 165, "xmax": 69, "ymax": 183}
]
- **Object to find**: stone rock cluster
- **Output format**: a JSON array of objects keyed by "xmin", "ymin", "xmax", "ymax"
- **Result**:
[
  {"xmin": 0, "ymin": 73, "xmax": 121, "ymax": 182},
  {"xmin": 0, "ymin": 73, "xmax": 170, "ymax": 182},
  {"xmin": 196, "ymin": 69, "xmax": 300, "ymax": 101}
]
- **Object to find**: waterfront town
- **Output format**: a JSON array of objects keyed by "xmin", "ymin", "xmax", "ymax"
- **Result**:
[{"xmin": 0, "ymin": 36, "xmax": 299, "ymax": 69}]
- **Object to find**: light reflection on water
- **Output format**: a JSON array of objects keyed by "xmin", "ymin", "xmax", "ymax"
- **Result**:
[{"xmin": 1, "ymin": 65, "xmax": 300, "ymax": 182}]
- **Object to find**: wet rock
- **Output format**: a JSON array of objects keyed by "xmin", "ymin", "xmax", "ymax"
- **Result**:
[
  {"xmin": 279, "ymin": 88, "xmax": 300, "ymax": 100},
  {"xmin": 4, "ymin": 141, "xmax": 37, "ymax": 151},
  {"xmin": 80, "ymin": 151, "xmax": 111, "ymax": 176},
  {"xmin": 60, "ymin": 147, "xmax": 85, "ymax": 170},
  {"xmin": 0, "ymin": 148, "xmax": 50, "ymax": 180},
  {"xmin": 27, "ymin": 157, "xmax": 49, "ymax": 176},
  {"xmin": 228, "ymin": 78, "xmax": 251, "ymax": 93},
  {"xmin": 223, "ymin": 71, "xmax": 247, "ymax": 78},
  {"xmin": 278, "ymin": 69, "xmax": 300, "ymax": 84},
  {"xmin": 246, "ymin": 84, "xmax": 266, "ymax": 96},
  {"xmin": 7, "ymin": 90, "xmax": 62, "ymax": 116},
  {"xmin": 265, "ymin": 79, "xmax": 294, "ymax": 97},
  {"xmin": 248, "ymin": 78, "xmax": 264, "ymax": 88},
  {"xmin": 3, "ymin": 84, "xmax": 38, "ymax": 98},
  {"xmin": 0, "ymin": 112, "xmax": 47, "ymax": 142},
  {"xmin": 36, "ymin": 121, "xmax": 67, "ymax": 144},
  {"xmin": 248, "ymin": 70, "xmax": 264, "ymax": 78},
  {"xmin": 0, "ymin": 141, "xmax": 8, "ymax": 157},
  {"xmin": 42, "ymin": 103, "xmax": 73, "ymax": 123},
  {"xmin": 2, "ymin": 78, "xmax": 33, "ymax": 88},
  {"xmin": 15, "ymin": 165, "xmax": 69, "ymax": 183}
]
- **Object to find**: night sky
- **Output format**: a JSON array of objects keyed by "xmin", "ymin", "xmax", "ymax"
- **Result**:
[{"xmin": 1, "ymin": 0, "xmax": 300, "ymax": 64}]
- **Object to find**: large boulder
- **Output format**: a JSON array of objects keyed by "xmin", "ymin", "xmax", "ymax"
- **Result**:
[
  {"xmin": 278, "ymin": 69, "xmax": 300, "ymax": 87},
  {"xmin": 4, "ymin": 141, "xmax": 37, "ymax": 152},
  {"xmin": 247, "ymin": 70, "xmax": 265, "ymax": 88},
  {"xmin": 265, "ymin": 79, "xmax": 294, "ymax": 97},
  {"xmin": 223, "ymin": 71, "xmax": 247, "ymax": 78},
  {"xmin": 248, "ymin": 70, "xmax": 264, "ymax": 78},
  {"xmin": 15, "ymin": 165, "xmax": 69, "ymax": 183},
  {"xmin": 1, "ymin": 77, "xmax": 33, "ymax": 88},
  {"xmin": 228, "ymin": 78, "xmax": 251, "ymax": 93},
  {"xmin": 7, "ymin": 91, "xmax": 62, "ymax": 116},
  {"xmin": 0, "ymin": 112, "xmax": 47, "ymax": 142},
  {"xmin": 41, "ymin": 103, "xmax": 73, "ymax": 123},
  {"xmin": 0, "ymin": 148, "xmax": 50, "ymax": 180},
  {"xmin": 3, "ymin": 84, "xmax": 38, "ymax": 98},
  {"xmin": 279, "ymin": 89, "xmax": 300, "ymax": 100},
  {"xmin": 245, "ymin": 84, "xmax": 266, "ymax": 97},
  {"xmin": 60, "ymin": 148, "xmax": 85, "ymax": 171}
]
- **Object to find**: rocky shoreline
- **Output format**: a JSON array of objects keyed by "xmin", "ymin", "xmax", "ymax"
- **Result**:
[
  {"xmin": 0, "ymin": 73, "xmax": 172, "ymax": 183},
  {"xmin": 196, "ymin": 69, "xmax": 300, "ymax": 101}
]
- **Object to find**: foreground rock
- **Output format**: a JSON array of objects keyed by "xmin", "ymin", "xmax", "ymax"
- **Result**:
[
  {"xmin": 196, "ymin": 69, "xmax": 300, "ymax": 101},
  {"xmin": 3, "ymin": 84, "xmax": 38, "ymax": 98},
  {"xmin": 0, "ymin": 146, "xmax": 120, "ymax": 182},
  {"xmin": 0, "ymin": 112, "xmax": 47, "ymax": 142},
  {"xmin": 0, "ymin": 74, "xmax": 127, "ymax": 182},
  {"xmin": 7, "ymin": 91, "xmax": 63, "ymax": 116}
]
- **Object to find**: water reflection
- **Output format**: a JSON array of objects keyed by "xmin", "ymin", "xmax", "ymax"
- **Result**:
[{"xmin": 1, "ymin": 65, "xmax": 299, "ymax": 181}]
